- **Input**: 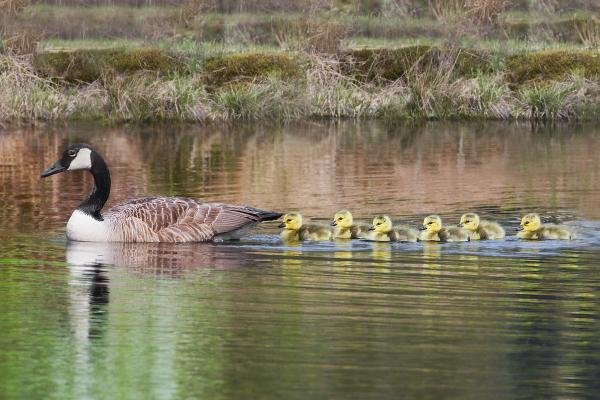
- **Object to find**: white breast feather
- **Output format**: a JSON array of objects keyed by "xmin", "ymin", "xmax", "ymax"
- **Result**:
[{"xmin": 67, "ymin": 210, "xmax": 111, "ymax": 242}]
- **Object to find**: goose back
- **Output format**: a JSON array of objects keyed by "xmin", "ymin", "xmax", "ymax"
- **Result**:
[{"xmin": 101, "ymin": 197, "xmax": 279, "ymax": 242}]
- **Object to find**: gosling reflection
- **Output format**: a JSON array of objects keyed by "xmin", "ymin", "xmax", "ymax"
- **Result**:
[{"xmin": 66, "ymin": 241, "xmax": 254, "ymax": 277}]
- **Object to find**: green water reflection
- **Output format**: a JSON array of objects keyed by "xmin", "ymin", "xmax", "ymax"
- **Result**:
[{"xmin": 1, "ymin": 121, "xmax": 600, "ymax": 399}]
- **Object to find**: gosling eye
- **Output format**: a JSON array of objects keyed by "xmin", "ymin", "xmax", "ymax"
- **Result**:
[
  {"xmin": 464, "ymin": 220, "xmax": 470, "ymax": 224},
  {"xmin": 427, "ymin": 222, "xmax": 433, "ymax": 225},
  {"xmin": 337, "ymin": 217, "xmax": 343, "ymax": 221},
  {"xmin": 67, "ymin": 149, "xmax": 77, "ymax": 157},
  {"xmin": 376, "ymin": 222, "xmax": 381, "ymax": 226},
  {"xmin": 286, "ymin": 219, "xmax": 292, "ymax": 223},
  {"xmin": 524, "ymin": 221, "xmax": 529, "ymax": 225}
]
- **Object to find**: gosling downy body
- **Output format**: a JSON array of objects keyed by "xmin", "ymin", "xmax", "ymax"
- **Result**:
[
  {"xmin": 420, "ymin": 215, "xmax": 470, "ymax": 242},
  {"xmin": 279, "ymin": 213, "xmax": 332, "ymax": 242},
  {"xmin": 517, "ymin": 213, "xmax": 574, "ymax": 240},
  {"xmin": 331, "ymin": 210, "xmax": 370, "ymax": 239},
  {"xmin": 366, "ymin": 215, "xmax": 419, "ymax": 242},
  {"xmin": 459, "ymin": 213, "xmax": 505, "ymax": 240}
]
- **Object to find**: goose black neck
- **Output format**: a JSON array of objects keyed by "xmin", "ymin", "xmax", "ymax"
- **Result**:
[{"xmin": 78, "ymin": 152, "xmax": 110, "ymax": 221}]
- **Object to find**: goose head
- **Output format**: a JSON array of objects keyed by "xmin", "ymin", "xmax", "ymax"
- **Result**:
[
  {"xmin": 279, "ymin": 213, "xmax": 303, "ymax": 230},
  {"xmin": 520, "ymin": 213, "xmax": 541, "ymax": 232},
  {"xmin": 332, "ymin": 210, "xmax": 353, "ymax": 228},
  {"xmin": 422, "ymin": 215, "xmax": 442, "ymax": 233},
  {"xmin": 41, "ymin": 143, "xmax": 97, "ymax": 178},
  {"xmin": 369, "ymin": 215, "xmax": 392, "ymax": 233},
  {"xmin": 459, "ymin": 213, "xmax": 480, "ymax": 231}
]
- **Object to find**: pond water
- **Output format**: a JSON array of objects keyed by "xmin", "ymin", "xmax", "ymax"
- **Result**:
[{"xmin": 1, "ymin": 121, "xmax": 600, "ymax": 399}]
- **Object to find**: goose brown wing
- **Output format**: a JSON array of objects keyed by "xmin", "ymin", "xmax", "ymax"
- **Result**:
[{"xmin": 105, "ymin": 197, "xmax": 281, "ymax": 242}]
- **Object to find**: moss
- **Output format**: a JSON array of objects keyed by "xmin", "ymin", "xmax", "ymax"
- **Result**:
[
  {"xmin": 202, "ymin": 52, "xmax": 302, "ymax": 87},
  {"xmin": 33, "ymin": 47, "xmax": 184, "ymax": 83},
  {"xmin": 342, "ymin": 46, "xmax": 492, "ymax": 82},
  {"xmin": 507, "ymin": 50, "xmax": 600, "ymax": 84}
]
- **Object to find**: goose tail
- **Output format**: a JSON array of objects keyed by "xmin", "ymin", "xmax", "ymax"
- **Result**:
[{"xmin": 252, "ymin": 208, "xmax": 283, "ymax": 221}]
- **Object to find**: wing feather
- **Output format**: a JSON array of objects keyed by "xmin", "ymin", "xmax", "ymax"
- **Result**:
[{"xmin": 104, "ymin": 197, "xmax": 277, "ymax": 242}]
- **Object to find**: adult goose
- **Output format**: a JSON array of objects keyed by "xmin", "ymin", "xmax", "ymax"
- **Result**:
[{"xmin": 41, "ymin": 143, "xmax": 282, "ymax": 242}]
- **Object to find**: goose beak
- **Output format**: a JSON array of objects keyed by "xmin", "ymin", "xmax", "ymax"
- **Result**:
[
  {"xmin": 419, "ymin": 226, "xmax": 427, "ymax": 231},
  {"xmin": 41, "ymin": 161, "xmax": 66, "ymax": 178},
  {"xmin": 278, "ymin": 222, "xmax": 285, "ymax": 228},
  {"xmin": 368, "ymin": 226, "xmax": 375, "ymax": 231},
  {"xmin": 331, "ymin": 221, "xmax": 337, "ymax": 226}
]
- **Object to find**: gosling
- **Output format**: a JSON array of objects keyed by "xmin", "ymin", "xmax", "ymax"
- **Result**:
[
  {"xmin": 420, "ymin": 215, "xmax": 470, "ymax": 242},
  {"xmin": 331, "ymin": 210, "xmax": 370, "ymax": 239},
  {"xmin": 517, "ymin": 213, "xmax": 574, "ymax": 240},
  {"xmin": 279, "ymin": 213, "xmax": 332, "ymax": 242},
  {"xmin": 366, "ymin": 215, "xmax": 419, "ymax": 242},
  {"xmin": 459, "ymin": 213, "xmax": 505, "ymax": 240}
]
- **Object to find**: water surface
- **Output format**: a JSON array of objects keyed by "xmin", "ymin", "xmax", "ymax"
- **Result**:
[{"xmin": 1, "ymin": 121, "xmax": 600, "ymax": 399}]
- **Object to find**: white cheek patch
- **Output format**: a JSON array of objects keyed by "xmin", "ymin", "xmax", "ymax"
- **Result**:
[{"xmin": 68, "ymin": 148, "xmax": 92, "ymax": 171}]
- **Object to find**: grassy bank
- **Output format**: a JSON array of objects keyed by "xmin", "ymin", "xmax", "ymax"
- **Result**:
[
  {"xmin": 1, "ymin": 2, "xmax": 600, "ymax": 123},
  {"xmin": 1, "ymin": 45, "xmax": 599, "ymax": 123}
]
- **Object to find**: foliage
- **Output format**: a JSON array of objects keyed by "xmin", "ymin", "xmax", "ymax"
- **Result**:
[
  {"xmin": 33, "ymin": 48, "xmax": 184, "ymax": 82},
  {"xmin": 202, "ymin": 52, "xmax": 301, "ymax": 87},
  {"xmin": 507, "ymin": 49, "xmax": 600, "ymax": 84}
]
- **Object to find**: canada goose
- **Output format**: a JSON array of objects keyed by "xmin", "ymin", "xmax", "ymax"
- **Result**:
[
  {"xmin": 41, "ymin": 143, "xmax": 282, "ymax": 242},
  {"xmin": 419, "ymin": 215, "xmax": 470, "ymax": 242},
  {"xmin": 517, "ymin": 213, "xmax": 574, "ymax": 240},
  {"xmin": 366, "ymin": 215, "xmax": 419, "ymax": 242},
  {"xmin": 459, "ymin": 213, "xmax": 505, "ymax": 240},
  {"xmin": 279, "ymin": 213, "xmax": 332, "ymax": 241},
  {"xmin": 331, "ymin": 210, "xmax": 369, "ymax": 239}
]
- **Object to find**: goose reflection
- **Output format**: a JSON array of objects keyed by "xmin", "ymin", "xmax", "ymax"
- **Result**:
[{"xmin": 66, "ymin": 241, "xmax": 255, "ymax": 277}]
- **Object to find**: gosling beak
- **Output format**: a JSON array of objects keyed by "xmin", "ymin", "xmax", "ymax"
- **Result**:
[
  {"xmin": 368, "ymin": 226, "xmax": 375, "ymax": 231},
  {"xmin": 278, "ymin": 222, "xmax": 285, "ymax": 228},
  {"xmin": 41, "ymin": 161, "xmax": 66, "ymax": 178},
  {"xmin": 331, "ymin": 221, "xmax": 337, "ymax": 226},
  {"xmin": 457, "ymin": 224, "xmax": 463, "ymax": 228},
  {"xmin": 419, "ymin": 226, "xmax": 427, "ymax": 231}
]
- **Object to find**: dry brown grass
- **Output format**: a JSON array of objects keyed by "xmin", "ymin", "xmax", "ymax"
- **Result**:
[
  {"xmin": 276, "ymin": 20, "xmax": 348, "ymax": 54},
  {"xmin": 428, "ymin": 0, "xmax": 508, "ymax": 37},
  {"xmin": 576, "ymin": 17, "xmax": 600, "ymax": 48},
  {"xmin": 0, "ymin": 0, "xmax": 30, "ymax": 16}
]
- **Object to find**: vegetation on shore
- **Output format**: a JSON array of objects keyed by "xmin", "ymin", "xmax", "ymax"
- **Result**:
[{"xmin": 1, "ymin": 0, "xmax": 599, "ymax": 123}]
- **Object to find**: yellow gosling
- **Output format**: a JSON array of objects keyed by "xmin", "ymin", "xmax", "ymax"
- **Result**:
[
  {"xmin": 459, "ymin": 213, "xmax": 505, "ymax": 240},
  {"xmin": 279, "ymin": 213, "xmax": 332, "ymax": 242},
  {"xmin": 366, "ymin": 215, "xmax": 419, "ymax": 242},
  {"xmin": 420, "ymin": 215, "xmax": 470, "ymax": 242},
  {"xmin": 331, "ymin": 210, "xmax": 370, "ymax": 239},
  {"xmin": 517, "ymin": 213, "xmax": 574, "ymax": 240}
]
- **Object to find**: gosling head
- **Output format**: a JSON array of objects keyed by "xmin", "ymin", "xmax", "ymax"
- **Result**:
[
  {"xmin": 422, "ymin": 215, "xmax": 443, "ymax": 233},
  {"xmin": 460, "ymin": 213, "xmax": 480, "ymax": 231},
  {"xmin": 520, "ymin": 213, "xmax": 541, "ymax": 232},
  {"xmin": 279, "ymin": 213, "xmax": 303, "ymax": 230},
  {"xmin": 332, "ymin": 210, "xmax": 353, "ymax": 228},
  {"xmin": 41, "ymin": 143, "xmax": 100, "ymax": 178},
  {"xmin": 369, "ymin": 215, "xmax": 392, "ymax": 233}
]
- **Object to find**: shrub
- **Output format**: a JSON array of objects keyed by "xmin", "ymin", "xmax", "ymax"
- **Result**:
[
  {"xmin": 33, "ymin": 47, "xmax": 184, "ymax": 82},
  {"xmin": 507, "ymin": 50, "xmax": 600, "ymax": 84},
  {"xmin": 343, "ymin": 46, "xmax": 492, "ymax": 82},
  {"xmin": 202, "ymin": 52, "xmax": 301, "ymax": 87}
]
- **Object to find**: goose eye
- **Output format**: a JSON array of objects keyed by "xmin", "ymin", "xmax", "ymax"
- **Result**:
[
  {"xmin": 67, "ymin": 149, "xmax": 77, "ymax": 157},
  {"xmin": 338, "ymin": 217, "xmax": 343, "ymax": 221},
  {"xmin": 286, "ymin": 219, "xmax": 291, "ymax": 223},
  {"xmin": 464, "ymin": 220, "xmax": 470, "ymax": 223},
  {"xmin": 376, "ymin": 222, "xmax": 381, "ymax": 226}
]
